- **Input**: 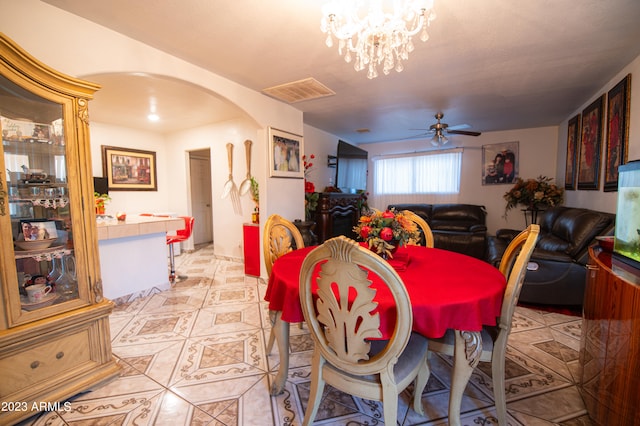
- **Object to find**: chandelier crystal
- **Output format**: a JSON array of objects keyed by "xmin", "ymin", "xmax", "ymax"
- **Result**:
[{"xmin": 321, "ymin": 0, "xmax": 436, "ymax": 79}]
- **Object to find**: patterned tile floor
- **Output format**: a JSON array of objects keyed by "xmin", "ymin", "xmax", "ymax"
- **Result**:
[{"xmin": 20, "ymin": 244, "xmax": 593, "ymax": 425}]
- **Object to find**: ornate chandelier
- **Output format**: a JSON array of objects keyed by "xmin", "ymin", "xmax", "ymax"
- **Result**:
[{"xmin": 321, "ymin": 0, "xmax": 436, "ymax": 79}]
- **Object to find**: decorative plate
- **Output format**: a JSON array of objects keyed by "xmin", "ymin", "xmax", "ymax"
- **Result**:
[
  {"xmin": 20, "ymin": 292, "xmax": 60, "ymax": 311},
  {"xmin": 14, "ymin": 238, "xmax": 57, "ymax": 251}
]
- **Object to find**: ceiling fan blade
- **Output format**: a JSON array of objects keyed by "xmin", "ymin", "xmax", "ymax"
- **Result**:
[
  {"xmin": 447, "ymin": 123, "xmax": 471, "ymax": 131},
  {"xmin": 448, "ymin": 129, "xmax": 482, "ymax": 136}
]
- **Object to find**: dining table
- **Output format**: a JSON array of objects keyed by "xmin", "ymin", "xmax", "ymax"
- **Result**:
[{"xmin": 264, "ymin": 244, "xmax": 507, "ymax": 426}]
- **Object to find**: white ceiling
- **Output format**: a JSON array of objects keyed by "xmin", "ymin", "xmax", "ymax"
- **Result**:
[{"xmin": 44, "ymin": 0, "xmax": 640, "ymax": 144}]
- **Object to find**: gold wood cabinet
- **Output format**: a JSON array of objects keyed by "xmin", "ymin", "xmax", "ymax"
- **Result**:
[{"xmin": 0, "ymin": 33, "xmax": 119, "ymax": 424}]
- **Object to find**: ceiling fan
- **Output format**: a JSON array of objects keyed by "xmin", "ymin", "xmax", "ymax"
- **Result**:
[{"xmin": 414, "ymin": 112, "xmax": 482, "ymax": 146}]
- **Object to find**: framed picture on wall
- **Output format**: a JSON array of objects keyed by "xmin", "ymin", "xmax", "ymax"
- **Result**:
[
  {"xmin": 564, "ymin": 114, "xmax": 581, "ymax": 190},
  {"xmin": 102, "ymin": 145, "xmax": 158, "ymax": 191},
  {"xmin": 481, "ymin": 141, "xmax": 519, "ymax": 185},
  {"xmin": 603, "ymin": 74, "xmax": 632, "ymax": 192},
  {"xmin": 577, "ymin": 95, "xmax": 605, "ymax": 190},
  {"xmin": 268, "ymin": 127, "xmax": 304, "ymax": 178}
]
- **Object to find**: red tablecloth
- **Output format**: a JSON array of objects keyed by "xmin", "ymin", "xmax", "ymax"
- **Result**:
[{"xmin": 265, "ymin": 245, "xmax": 506, "ymax": 339}]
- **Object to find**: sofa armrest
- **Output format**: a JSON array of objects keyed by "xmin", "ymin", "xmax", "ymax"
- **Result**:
[
  {"xmin": 496, "ymin": 228, "xmax": 521, "ymax": 241},
  {"xmin": 485, "ymin": 235, "xmax": 508, "ymax": 267},
  {"xmin": 530, "ymin": 248, "xmax": 573, "ymax": 263},
  {"xmin": 469, "ymin": 224, "xmax": 487, "ymax": 234}
]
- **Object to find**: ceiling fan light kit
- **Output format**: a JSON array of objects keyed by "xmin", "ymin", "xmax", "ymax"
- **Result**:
[
  {"xmin": 321, "ymin": 0, "xmax": 436, "ymax": 79},
  {"xmin": 431, "ymin": 132, "xmax": 448, "ymax": 146},
  {"xmin": 417, "ymin": 112, "xmax": 482, "ymax": 146}
]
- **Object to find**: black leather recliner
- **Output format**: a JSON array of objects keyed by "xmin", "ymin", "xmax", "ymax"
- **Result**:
[
  {"xmin": 486, "ymin": 206, "xmax": 615, "ymax": 306},
  {"xmin": 388, "ymin": 203, "xmax": 488, "ymax": 259}
]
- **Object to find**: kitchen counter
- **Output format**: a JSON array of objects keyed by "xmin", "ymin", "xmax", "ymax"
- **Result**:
[
  {"xmin": 97, "ymin": 215, "xmax": 185, "ymax": 301},
  {"xmin": 96, "ymin": 215, "xmax": 183, "ymax": 240}
]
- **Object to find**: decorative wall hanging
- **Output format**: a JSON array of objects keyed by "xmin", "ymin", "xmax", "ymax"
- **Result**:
[
  {"xmin": 564, "ymin": 114, "xmax": 581, "ymax": 190},
  {"xmin": 604, "ymin": 73, "xmax": 632, "ymax": 192},
  {"xmin": 102, "ymin": 145, "xmax": 157, "ymax": 191},
  {"xmin": 577, "ymin": 95, "xmax": 605, "ymax": 190},
  {"xmin": 482, "ymin": 141, "xmax": 519, "ymax": 185},
  {"xmin": 268, "ymin": 127, "xmax": 304, "ymax": 178}
]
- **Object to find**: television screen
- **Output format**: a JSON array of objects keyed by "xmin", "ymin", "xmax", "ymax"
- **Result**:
[
  {"xmin": 93, "ymin": 177, "xmax": 109, "ymax": 195},
  {"xmin": 335, "ymin": 140, "xmax": 368, "ymax": 193}
]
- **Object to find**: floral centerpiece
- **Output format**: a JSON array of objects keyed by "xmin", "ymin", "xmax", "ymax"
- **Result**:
[
  {"xmin": 303, "ymin": 154, "xmax": 319, "ymax": 221},
  {"xmin": 353, "ymin": 208, "xmax": 420, "ymax": 258},
  {"xmin": 503, "ymin": 175, "xmax": 564, "ymax": 217},
  {"xmin": 94, "ymin": 192, "xmax": 111, "ymax": 215}
]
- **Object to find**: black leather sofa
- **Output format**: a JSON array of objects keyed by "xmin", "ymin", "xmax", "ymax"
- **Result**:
[
  {"xmin": 387, "ymin": 203, "xmax": 487, "ymax": 259},
  {"xmin": 486, "ymin": 206, "xmax": 615, "ymax": 306}
]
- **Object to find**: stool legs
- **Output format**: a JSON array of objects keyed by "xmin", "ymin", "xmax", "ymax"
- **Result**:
[{"xmin": 168, "ymin": 242, "xmax": 176, "ymax": 282}]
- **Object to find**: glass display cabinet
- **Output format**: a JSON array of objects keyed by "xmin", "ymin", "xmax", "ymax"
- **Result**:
[{"xmin": 0, "ymin": 33, "xmax": 119, "ymax": 424}]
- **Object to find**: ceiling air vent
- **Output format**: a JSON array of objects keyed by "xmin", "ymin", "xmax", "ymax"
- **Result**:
[{"xmin": 262, "ymin": 78, "xmax": 335, "ymax": 103}]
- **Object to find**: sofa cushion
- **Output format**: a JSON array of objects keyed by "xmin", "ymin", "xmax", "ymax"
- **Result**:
[
  {"xmin": 488, "ymin": 205, "xmax": 615, "ymax": 306},
  {"xmin": 546, "ymin": 208, "xmax": 615, "ymax": 258},
  {"xmin": 431, "ymin": 204, "xmax": 486, "ymax": 223},
  {"xmin": 430, "ymin": 220, "xmax": 484, "ymax": 232},
  {"xmin": 536, "ymin": 234, "xmax": 571, "ymax": 254},
  {"xmin": 387, "ymin": 203, "xmax": 487, "ymax": 259},
  {"xmin": 430, "ymin": 204, "xmax": 487, "ymax": 232}
]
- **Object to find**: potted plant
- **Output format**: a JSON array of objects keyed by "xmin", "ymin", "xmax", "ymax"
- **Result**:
[
  {"xmin": 503, "ymin": 175, "xmax": 564, "ymax": 220},
  {"xmin": 94, "ymin": 192, "xmax": 111, "ymax": 215},
  {"xmin": 250, "ymin": 177, "xmax": 259, "ymax": 223},
  {"xmin": 302, "ymin": 154, "xmax": 318, "ymax": 221}
]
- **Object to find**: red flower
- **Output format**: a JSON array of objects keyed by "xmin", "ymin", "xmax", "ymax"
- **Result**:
[
  {"xmin": 360, "ymin": 225, "xmax": 371, "ymax": 239},
  {"xmin": 380, "ymin": 227, "xmax": 394, "ymax": 241},
  {"xmin": 305, "ymin": 180, "xmax": 315, "ymax": 193}
]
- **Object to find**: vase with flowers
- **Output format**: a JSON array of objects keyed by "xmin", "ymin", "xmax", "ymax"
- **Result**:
[
  {"xmin": 94, "ymin": 192, "xmax": 111, "ymax": 215},
  {"xmin": 353, "ymin": 208, "xmax": 420, "ymax": 258},
  {"xmin": 303, "ymin": 153, "xmax": 319, "ymax": 221},
  {"xmin": 503, "ymin": 175, "xmax": 564, "ymax": 219}
]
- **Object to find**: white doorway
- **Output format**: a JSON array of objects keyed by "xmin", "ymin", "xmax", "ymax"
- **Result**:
[{"xmin": 189, "ymin": 149, "xmax": 213, "ymax": 245}]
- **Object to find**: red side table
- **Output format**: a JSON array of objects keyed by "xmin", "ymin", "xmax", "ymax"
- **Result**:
[{"xmin": 243, "ymin": 223, "xmax": 260, "ymax": 276}]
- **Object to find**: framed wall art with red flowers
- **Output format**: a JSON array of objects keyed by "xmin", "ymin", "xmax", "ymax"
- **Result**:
[
  {"xmin": 604, "ymin": 74, "xmax": 632, "ymax": 192},
  {"xmin": 564, "ymin": 114, "xmax": 580, "ymax": 190},
  {"xmin": 577, "ymin": 95, "xmax": 605, "ymax": 190}
]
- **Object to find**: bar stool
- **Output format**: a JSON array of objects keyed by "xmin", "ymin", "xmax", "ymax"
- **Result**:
[{"xmin": 167, "ymin": 216, "xmax": 195, "ymax": 282}]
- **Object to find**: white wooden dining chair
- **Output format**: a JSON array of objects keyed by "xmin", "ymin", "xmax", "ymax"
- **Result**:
[
  {"xmin": 299, "ymin": 236, "xmax": 430, "ymax": 425},
  {"xmin": 403, "ymin": 210, "xmax": 434, "ymax": 248},
  {"xmin": 426, "ymin": 223, "xmax": 540, "ymax": 426},
  {"xmin": 263, "ymin": 214, "xmax": 305, "ymax": 354}
]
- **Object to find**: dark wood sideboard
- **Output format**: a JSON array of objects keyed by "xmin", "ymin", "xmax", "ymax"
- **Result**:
[
  {"xmin": 580, "ymin": 247, "xmax": 640, "ymax": 425},
  {"xmin": 313, "ymin": 192, "xmax": 363, "ymax": 243}
]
